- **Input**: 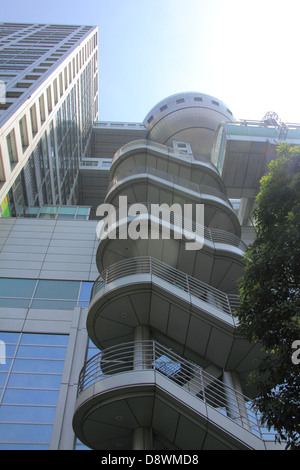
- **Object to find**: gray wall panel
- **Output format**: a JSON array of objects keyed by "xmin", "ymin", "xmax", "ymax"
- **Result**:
[{"xmin": 0, "ymin": 218, "xmax": 98, "ymax": 281}]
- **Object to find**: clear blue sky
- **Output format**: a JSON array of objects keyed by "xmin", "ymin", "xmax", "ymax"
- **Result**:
[{"xmin": 1, "ymin": 0, "xmax": 300, "ymax": 124}]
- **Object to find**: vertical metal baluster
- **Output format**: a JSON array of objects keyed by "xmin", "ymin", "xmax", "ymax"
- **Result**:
[
  {"xmin": 186, "ymin": 273, "xmax": 190, "ymax": 295},
  {"xmin": 200, "ymin": 367, "xmax": 206, "ymax": 405}
]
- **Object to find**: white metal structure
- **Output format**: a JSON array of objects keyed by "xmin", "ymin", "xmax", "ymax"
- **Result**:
[{"xmin": 72, "ymin": 93, "xmax": 282, "ymax": 450}]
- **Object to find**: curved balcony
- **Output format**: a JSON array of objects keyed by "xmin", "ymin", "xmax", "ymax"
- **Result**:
[
  {"xmin": 95, "ymin": 202, "xmax": 246, "ymax": 282},
  {"xmin": 86, "ymin": 256, "xmax": 265, "ymax": 382},
  {"xmin": 73, "ymin": 340, "xmax": 271, "ymax": 450},
  {"xmin": 105, "ymin": 166, "xmax": 241, "ymax": 236},
  {"xmin": 109, "ymin": 139, "xmax": 225, "ymax": 192}
]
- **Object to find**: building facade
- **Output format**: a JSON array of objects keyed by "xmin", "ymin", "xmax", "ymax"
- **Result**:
[
  {"xmin": 0, "ymin": 23, "xmax": 299, "ymax": 451},
  {"xmin": 0, "ymin": 22, "xmax": 98, "ymax": 217},
  {"xmin": 0, "ymin": 22, "xmax": 99, "ymax": 450},
  {"xmin": 72, "ymin": 94, "xmax": 300, "ymax": 450}
]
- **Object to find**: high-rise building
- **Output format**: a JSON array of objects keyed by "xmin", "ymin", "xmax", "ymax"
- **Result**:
[
  {"xmin": 0, "ymin": 22, "xmax": 98, "ymax": 218},
  {"xmin": 0, "ymin": 23, "xmax": 299, "ymax": 451}
]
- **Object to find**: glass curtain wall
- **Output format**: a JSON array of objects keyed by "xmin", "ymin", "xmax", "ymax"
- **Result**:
[{"xmin": 0, "ymin": 332, "xmax": 68, "ymax": 449}]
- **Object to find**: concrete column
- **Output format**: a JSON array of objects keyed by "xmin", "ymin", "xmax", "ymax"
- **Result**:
[
  {"xmin": 231, "ymin": 371, "xmax": 251, "ymax": 431},
  {"xmin": 223, "ymin": 370, "xmax": 241, "ymax": 424},
  {"xmin": 133, "ymin": 325, "xmax": 150, "ymax": 370},
  {"xmin": 133, "ymin": 427, "xmax": 153, "ymax": 450},
  {"xmin": 132, "ymin": 326, "xmax": 153, "ymax": 450}
]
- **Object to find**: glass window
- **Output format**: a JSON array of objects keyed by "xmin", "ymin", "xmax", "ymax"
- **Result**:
[
  {"xmin": 0, "ymin": 405, "xmax": 56, "ymax": 423},
  {"xmin": 7, "ymin": 373, "xmax": 63, "ymax": 389},
  {"xmin": 3, "ymin": 342, "xmax": 18, "ymax": 357},
  {"xmin": 77, "ymin": 207, "xmax": 90, "ymax": 215},
  {"xmin": 76, "ymin": 207, "xmax": 90, "ymax": 220},
  {"xmin": 30, "ymin": 299, "xmax": 77, "ymax": 310},
  {"xmin": 85, "ymin": 338, "xmax": 98, "ymax": 361},
  {"xmin": 0, "ymin": 443, "xmax": 48, "ymax": 450},
  {"xmin": 34, "ymin": 280, "xmax": 80, "ymax": 300},
  {"xmin": 20, "ymin": 333, "xmax": 68, "ymax": 346},
  {"xmin": 0, "ymin": 373, "xmax": 7, "ymax": 386},
  {"xmin": 30, "ymin": 103, "xmax": 38, "ymax": 135},
  {"xmin": 2, "ymin": 388, "xmax": 59, "ymax": 405},
  {"xmin": 26, "ymin": 207, "xmax": 40, "ymax": 216},
  {"xmin": 39, "ymin": 94, "xmax": 45, "ymax": 123},
  {"xmin": 58, "ymin": 206, "xmax": 76, "ymax": 215},
  {"xmin": 16, "ymin": 345, "xmax": 67, "ymax": 359},
  {"xmin": 39, "ymin": 205, "xmax": 58, "ymax": 218},
  {"xmin": 19, "ymin": 115, "xmax": 29, "ymax": 150},
  {"xmin": 0, "ymin": 279, "xmax": 83, "ymax": 310},
  {"xmin": 12, "ymin": 358, "xmax": 65, "ymax": 374},
  {"xmin": 6, "ymin": 129, "xmax": 18, "ymax": 168},
  {"xmin": 78, "ymin": 282, "xmax": 93, "ymax": 307},
  {"xmin": 0, "ymin": 278, "xmax": 36, "ymax": 308},
  {"xmin": 0, "ymin": 298, "xmax": 31, "ymax": 308},
  {"xmin": 57, "ymin": 206, "xmax": 76, "ymax": 219},
  {"xmin": 0, "ymin": 423, "xmax": 53, "ymax": 443},
  {"xmin": 0, "ymin": 332, "xmax": 19, "ymax": 344},
  {"xmin": 0, "ymin": 279, "xmax": 36, "ymax": 298},
  {"xmin": 0, "ymin": 332, "xmax": 68, "ymax": 449}
]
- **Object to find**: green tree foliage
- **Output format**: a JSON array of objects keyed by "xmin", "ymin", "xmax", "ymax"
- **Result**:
[{"xmin": 237, "ymin": 143, "xmax": 300, "ymax": 449}]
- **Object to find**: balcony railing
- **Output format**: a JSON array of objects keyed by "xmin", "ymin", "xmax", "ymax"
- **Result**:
[
  {"xmin": 111, "ymin": 138, "xmax": 217, "ymax": 168},
  {"xmin": 107, "ymin": 165, "xmax": 231, "ymax": 206},
  {"xmin": 98, "ymin": 202, "xmax": 247, "ymax": 253},
  {"xmin": 91, "ymin": 256, "xmax": 239, "ymax": 318},
  {"xmin": 77, "ymin": 340, "xmax": 266, "ymax": 441}
]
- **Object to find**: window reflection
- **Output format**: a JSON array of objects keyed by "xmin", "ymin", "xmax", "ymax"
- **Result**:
[
  {"xmin": 0, "ymin": 279, "xmax": 93, "ymax": 310},
  {"xmin": 0, "ymin": 332, "xmax": 68, "ymax": 449},
  {"xmin": 0, "ymin": 279, "xmax": 36, "ymax": 298},
  {"xmin": 78, "ymin": 281, "xmax": 93, "ymax": 307},
  {"xmin": 34, "ymin": 279, "xmax": 80, "ymax": 300},
  {"xmin": 74, "ymin": 337, "xmax": 97, "ymax": 450}
]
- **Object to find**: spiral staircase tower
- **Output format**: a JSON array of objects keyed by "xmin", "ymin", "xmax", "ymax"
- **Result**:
[{"xmin": 72, "ymin": 93, "xmax": 272, "ymax": 450}]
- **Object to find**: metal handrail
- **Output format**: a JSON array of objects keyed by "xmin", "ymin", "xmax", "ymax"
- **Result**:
[
  {"xmin": 77, "ymin": 340, "xmax": 264, "ymax": 440},
  {"xmin": 91, "ymin": 256, "xmax": 238, "ymax": 317},
  {"xmin": 210, "ymin": 227, "xmax": 247, "ymax": 251},
  {"xmin": 106, "ymin": 165, "xmax": 232, "ymax": 206},
  {"xmin": 99, "ymin": 202, "xmax": 247, "ymax": 252},
  {"xmin": 111, "ymin": 139, "xmax": 218, "ymax": 169}
]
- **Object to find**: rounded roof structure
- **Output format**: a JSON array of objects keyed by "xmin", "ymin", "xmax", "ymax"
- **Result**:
[{"xmin": 143, "ymin": 92, "xmax": 235, "ymax": 161}]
